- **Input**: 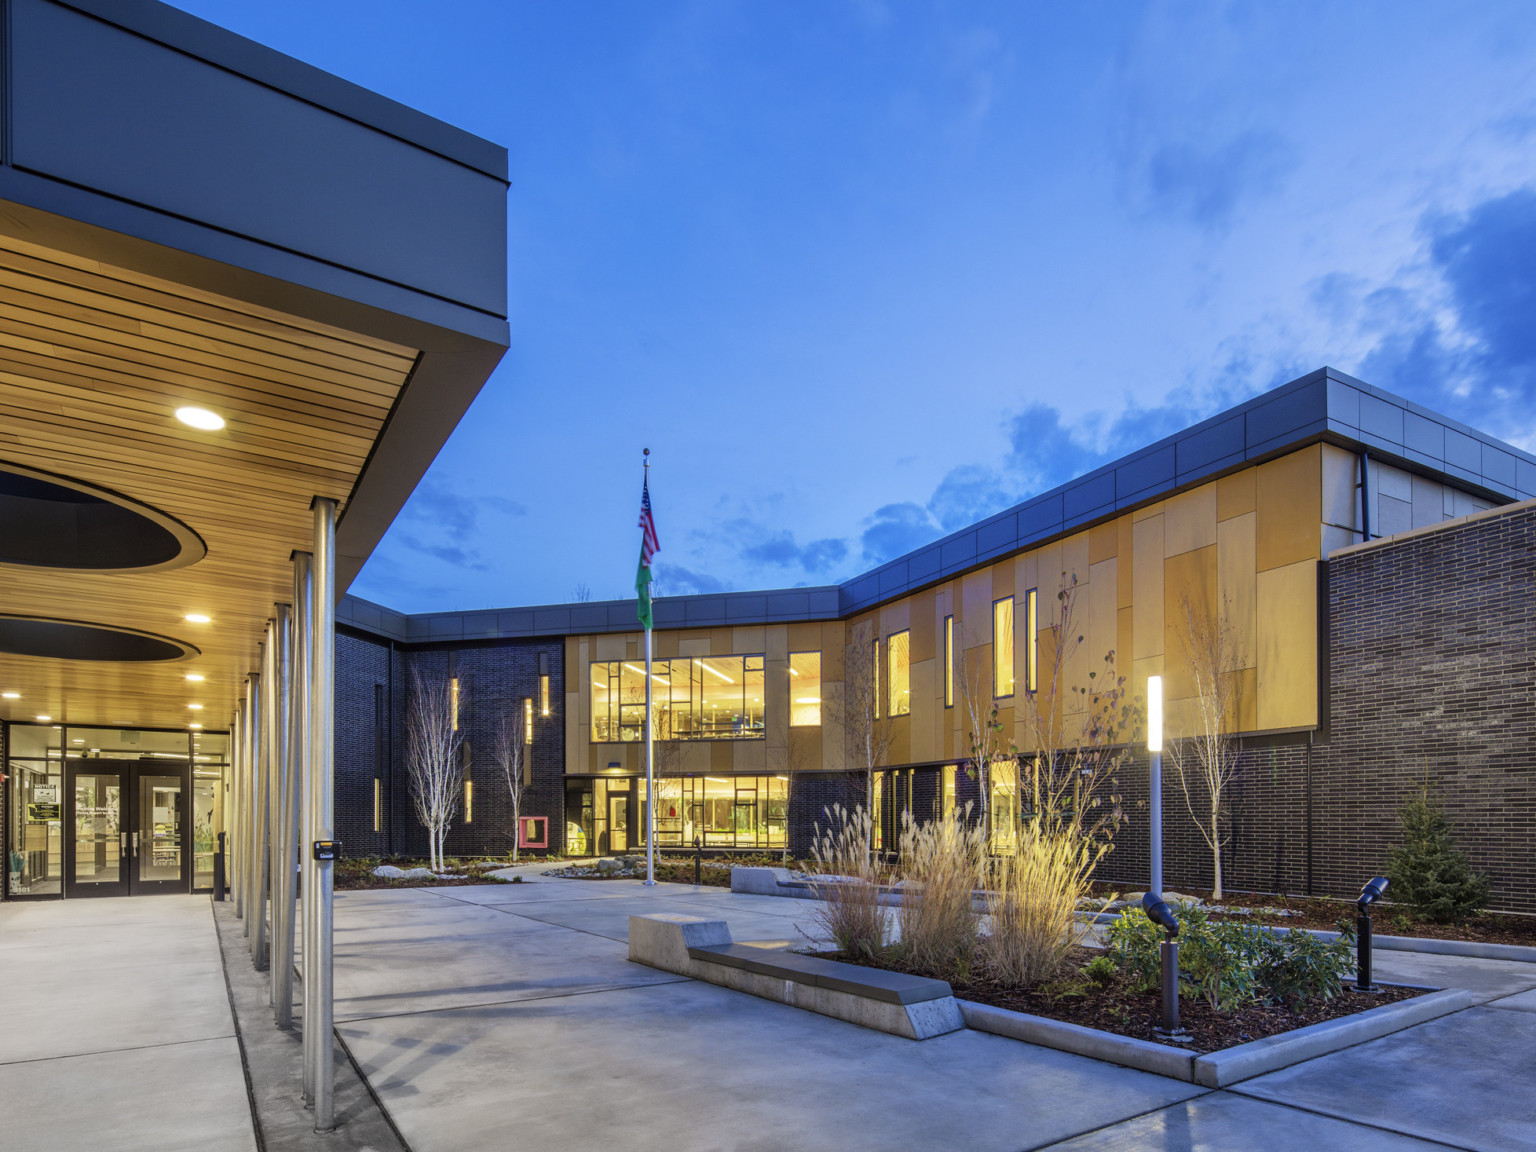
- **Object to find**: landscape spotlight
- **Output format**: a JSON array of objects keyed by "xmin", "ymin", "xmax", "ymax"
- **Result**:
[
  {"xmin": 1355, "ymin": 876, "xmax": 1390, "ymax": 992},
  {"xmin": 1141, "ymin": 893, "xmax": 1184, "ymax": 1038}
]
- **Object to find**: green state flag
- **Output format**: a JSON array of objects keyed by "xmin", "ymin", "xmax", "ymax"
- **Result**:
[{"xmin": 636, "ymin": 548, "xmax": 653, "ymax": 630}]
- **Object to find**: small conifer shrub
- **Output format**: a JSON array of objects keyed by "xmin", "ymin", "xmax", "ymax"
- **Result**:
[{"xmin": 1386, "ymin": 783, "xmax": 1491, "ymax": 924}]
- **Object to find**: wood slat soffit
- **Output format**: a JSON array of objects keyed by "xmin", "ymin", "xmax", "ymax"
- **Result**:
[{"xmin": 0, "ymin": 234, "xmax": 417, "ymax": 731}]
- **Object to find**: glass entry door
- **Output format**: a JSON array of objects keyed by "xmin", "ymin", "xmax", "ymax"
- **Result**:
[
  {"xmin": 64, "ymin": 762, "xmax": 189, "ymax": 897},
  {"xmin": 608, "ymin": 795, "xmax": 629, "ymax": 853},
  {"xmin": 69, "ymin": 769, "xmax": 126, "ymax": 897}
]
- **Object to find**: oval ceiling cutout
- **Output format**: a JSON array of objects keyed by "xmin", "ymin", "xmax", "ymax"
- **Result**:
[
  {"xmin": 0, "ymin": 462, "xmax": 205, "ymax": 572},
  {"xmin": 0, "ymin": 616, "xmax": 199, "ymax": 662}
]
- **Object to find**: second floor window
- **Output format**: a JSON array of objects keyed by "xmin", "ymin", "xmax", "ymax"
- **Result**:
[
  {"xmin": 994, "ymin": 596, "xmax": 1015, "ymax": 698},
  {"xmin": 591, "ymin": 655, "xmax": 765, "ymax": 742},
  {"xmin": 888, "ymin": 630, "xmax": 910, "ymax": 716},
  {"xmin": 790, "ymin": 651, "xmax": 822, "ymax": 726}
]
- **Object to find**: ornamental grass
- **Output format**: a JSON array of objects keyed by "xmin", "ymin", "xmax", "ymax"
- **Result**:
[
  {"xmin": 981, "ymin": 826, "xmax": 1100, "ymax": 987},
  {"xmin": 805, "ymin": 804, "xmax": 887, "ymax": 962},
  {"xmin": 896, "ymin": 806, "xmax": 985, "ymax": 980}
]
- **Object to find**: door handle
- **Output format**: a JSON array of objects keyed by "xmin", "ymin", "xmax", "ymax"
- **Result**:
[
  {"xmin": 132, "ymin": 832, "xmax": 139, "ymax": 852},
  {"xmin": 120, "ymin": 832, "xmax": 128, "ymax": 852}
]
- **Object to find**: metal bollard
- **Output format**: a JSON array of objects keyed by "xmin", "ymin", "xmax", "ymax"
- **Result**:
[
  {"xmin": 213, "ymin": 832, "xmax": 226, "ymax": 901},
  {"xmin": 693, "ymin": 835, "xmax": 702, "ymax": 886},
  {"xmin": 1142, "ymin": 894, "xmax": 1186, "ymax": 1039}
]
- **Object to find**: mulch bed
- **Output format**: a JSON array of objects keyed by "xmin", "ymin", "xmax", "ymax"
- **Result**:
[
  {"xmin": 335, "ymin": 859, "xmax": 516, "ymax": 891},
  {"xmin": 816, "ymin": 946, "xmax": 1422, "ymax": 1055},
  {"xmin": 1089, "ymin": 884, "xmax": 1536, "ymax": 947}
]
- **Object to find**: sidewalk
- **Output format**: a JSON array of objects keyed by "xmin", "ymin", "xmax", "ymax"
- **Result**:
[{"xmin": 0, "ymin": 896, "xmax": 256, "ymax": 1152}]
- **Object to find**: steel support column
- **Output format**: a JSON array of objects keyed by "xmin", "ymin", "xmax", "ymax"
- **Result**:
[
  {"xmin": 273, "ymin": 597, "xmax": 300, "ymax": 1027},
  {"xmin": 304, "ymin": 499, "xmax": 338, "ymax": 1130},
  {"xmin": 234, "ymin": 700, "xmax": 246, "ymax": 923},
  {"xmin": 247, "ymin": 667, "xmax": 266, "ymax": 963}
]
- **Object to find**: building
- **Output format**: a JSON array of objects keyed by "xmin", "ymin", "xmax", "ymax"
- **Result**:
[
  {"xmin": 0, "ymin": 0, "xmax": 507, "ymax": 904},
  {"xmin": 330, "ymin": 368, "xmax": 1536, "ymax": 913}
]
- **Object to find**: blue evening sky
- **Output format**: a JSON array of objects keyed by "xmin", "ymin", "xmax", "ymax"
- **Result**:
[{"xmin": 181, "ymin": 2, "xmax": 1536, "ymax": 612}]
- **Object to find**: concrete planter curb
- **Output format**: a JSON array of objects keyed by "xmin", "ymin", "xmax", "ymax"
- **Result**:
[
  {"xmin": 1288, "ymin": 927, "xmax": 1536, "ymax": 965},
  {"xmin": 960, "ymin": 986, "xmax": 1471, "ymax": 1085},
  {"xmin": 1192, "ymin": 987, "xmax": 1471, "ymax": 1086}
]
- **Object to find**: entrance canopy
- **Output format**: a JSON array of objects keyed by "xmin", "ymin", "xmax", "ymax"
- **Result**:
[{"xmin": 0, "ymin": 0, "xmax": 509, "ymax": 733}]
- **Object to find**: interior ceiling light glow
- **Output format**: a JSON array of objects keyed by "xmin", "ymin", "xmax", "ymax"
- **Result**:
[
  {"xmin": 695, "ymin": 659, "xmax": 734, "ymax": 684},
  {"xmin": 36, "ymin": 714, "xmax": 50, "ymax": 721},
  {"xmin": 795, "ymin": 697, "xmax": 821, "ymax": 704},
  {"xmin": 187, "ymin": 703, "xmax": 203, "ymax": 710},
  {"xmin": 1, "ymin": 691, "xmax": 18, "ymax": 699},
  {"xmin": 184, "ymin": 613, "xmax": 211, "ymax": 624},
  {"xmin": 174, "ymin": 406, "xmax": 225, "ymax": 431},
  {"xmin": 188, "ymin": 723, "xmax": 202, "ymax": 730},
  {"xmin": 185, "ymin": 673, "xmax": 205, "ymax": 682}
]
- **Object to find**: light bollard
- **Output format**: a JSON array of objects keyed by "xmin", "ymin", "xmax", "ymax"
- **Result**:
[
  {"xmin": 1146, "ymin": 676, "xmax": 1163, "ymax": 899},
  {"xmin": 1356, "ymin": 876, "xmax": 1390, "ymax": 992},
  {"xmin": 1142, "ymin": 893, "xmax": 1186, "ymax": 1039}
]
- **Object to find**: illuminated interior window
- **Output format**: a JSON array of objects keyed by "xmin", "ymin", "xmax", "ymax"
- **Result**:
[
  {"xmin": 994, "ymin": 597, "xmax": 1015, "ymax": 698},
  {"xmin": 540, "ymin": 673, "xmax": 550, "ymax": 716},
  {"xmin": 589, "ymin": 655, "xmax": 766, "ymax": 742},
  {"xmin": 464, "ymin": 780, "xmax": 473, "ymax": 823},
  {"xmin": 450, "ymin": 677, "xmax": 460, "ymax": 731},
  {"xmin": 524, "ymin": 697, "xmax": 533, "ymax": 744},
  {"xmin": 1024, "ymin": 588, "xmax": 1039, "ymax": 693},
  {"xmin": 944, "ymin": 615, "xmax": 954, "ymax": 708},
  {"xmin": 888, "ymin": 631, "xmax": 910, "ymax": 716},
  {"xmin": 373, "ymin": 778, "xmax": 381, "ymax": 833},
  {"xmin": 789, "ymin": 651, "xmax": 821, "ymax": 726}
]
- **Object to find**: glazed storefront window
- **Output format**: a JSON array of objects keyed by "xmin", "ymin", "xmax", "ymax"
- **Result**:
[
  {"xmin": 590, "ymin": 655, "xmax": 765, "ymax": 742},
  {"xmin": 641, "ymin": 774, "xmax": 788, "ymax": 849},
  {"xmin": 8, "ymin": 724, "xmax": 63, "ymax": 896}
]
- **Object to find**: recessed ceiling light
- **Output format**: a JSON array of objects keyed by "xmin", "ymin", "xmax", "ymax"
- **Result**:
[
  {"xmin": 184, "ymin": 613, "xmax": 211, "ymax": 624},
  {"xmin": 174, "ymin": 406, "xmax": 225, "ymax": 431},
  {"xmin": 188, "ymin": 723, "xmax": 203, "ymax": 730},
  {"xmin": 185, "ymin": 674, "xmax": 205, "ymax": 682},
  {"xmin": 2, "ymin": 691, "xmax": 18, "ymax": 699},
  {"xmin": 187, "ymin": 703, "xmax": 204, "ymax": 710},
  {"xmin": 36, "ymin": 714, "xmax": 50, "ymax": 721},
  {"xmin": 72, "ymin": 738, "xmax": 83, "ymax": 744}
]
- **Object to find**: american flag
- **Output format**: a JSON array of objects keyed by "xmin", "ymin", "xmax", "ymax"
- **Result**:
[{"xmin": 638, "ymin": 476, "xmax": 660, "ymax": 567}]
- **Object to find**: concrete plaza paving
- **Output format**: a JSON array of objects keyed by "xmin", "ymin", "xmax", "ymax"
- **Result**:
[
  {"xmin": 330, "ymin": 872, "xmax": 1536, "ymax": 1151},
  {"xmin": 5, "ymin": 875, "xmax": 1536, "ymax": 1151},
  {"xmin": 0, "ymin": 896, "xmax": 256, "ymax": 1152}
]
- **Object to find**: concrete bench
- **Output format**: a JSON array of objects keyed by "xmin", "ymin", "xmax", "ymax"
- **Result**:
[{"xmin": 628, "ymin": 913, "xmax": 963, "ymax": 1040}]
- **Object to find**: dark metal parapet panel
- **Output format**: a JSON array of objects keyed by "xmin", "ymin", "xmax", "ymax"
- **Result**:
[{"xmin": 5, "ymin": 0, "xmax": 508, "ymax": 321}]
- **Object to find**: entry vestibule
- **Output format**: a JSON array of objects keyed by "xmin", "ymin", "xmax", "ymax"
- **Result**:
[{"xmin": 5, "ymin": 724, "xmax": 227, "ymax": 899}]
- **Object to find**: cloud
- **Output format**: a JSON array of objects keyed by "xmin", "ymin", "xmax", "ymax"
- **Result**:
[
  {"xmin": 653, "ymin": 562, "xmax": 728, "ymax": 596},
  {"xmin": 739, "ymin": 528, "xmax": 849, "ymax": 574},
  {"xmin": 859, "ymin": 501, "xmax": 940, "ymax": 565},
  {"xmin": 1353, "ymin": 187, "xmax": 1536, "ymax": 448},
  {"xmin": 1140, "ymin": 129, "xmax": 1296, "ymax": 230},
  {"xmin": 384, "ymin": 476, "xmax": 527, "ymax": 573}
]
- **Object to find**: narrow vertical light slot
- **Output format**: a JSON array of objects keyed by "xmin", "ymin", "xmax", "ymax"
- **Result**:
[
  {"xmin": 871, "ymin": 637, "xmax": 881, "ymax": 720},
  {"xmin": 540, "ymin": 673, "xmax": 550, "ymax": 716},
  {"xmin": 373, "ymin": 778, "xmax": 381, "ymax": 832},
  {"xmin": 1025, "ymin": 588, "xmax": 1039, "ymax": 693},
  {"xmin": 944, "ymin": 615, "xmax": 954, "ymax": 708},
  {"xmin": 450, "ymin": 677, "xmax": 460, "ymax": 731},
  {"xmin": 465, "ymin": 780, "xmax": 473, "ymax": 823},
  {"xmin": 993, "ymin": 596, "xmax": 1015, "ymax": 697},
  {"xmin": 523, "ymin": 697, "xmax": 533, "ymax": 744}
]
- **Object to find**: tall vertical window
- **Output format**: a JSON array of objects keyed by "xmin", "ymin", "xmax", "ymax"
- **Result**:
[
  {"xmin": 523, "ymin": 697, "xmax": 533, "ymax": 744},
  {"xmin": 790, "ymin": 652, "xmax": 822, "ymax": 726},
  {"xmin": 944, "ymin": 615, "xmax": 954, "ymax": 708},
  {"xmin": 994, "ymin": 596, "xmax": 1015, "ymax": 698},
  {"xmin": 888, "ymin": 631, "xmax": 910, "ymax": 716},
  {"xmin": 465, "ymin": 781, "xmax": 474, "ymax": 823},
  {"xmin": 540, "ymin": 675, "xmax": 551, "ymax": 716},
  {"xmin": 373, "ymin": 778, "xmax": 381, "ymax": 833},
  {"xmin": 1024, "ymin": 588, "xmax": 1039, "ymax": 693},
  {"xmin": 450, "ymin": 676, "xmax": 460, "ymax": 731},
  {"xmin": 871, "ymin": 637, "xmax": 881, "ymax": 720}
]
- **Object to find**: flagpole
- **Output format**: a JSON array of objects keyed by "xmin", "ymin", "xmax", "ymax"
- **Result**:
[{"xmin": 643, "ymin": 449, "xmax": 656, "ymax": 886}]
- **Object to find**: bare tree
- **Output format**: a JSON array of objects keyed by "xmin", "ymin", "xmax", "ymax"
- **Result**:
[
  {"xmin": 493, "ymin": 702, "xmax": 527, "ymax": 862},
  {"xmin": 955, "ymin": 624, "xmax": 1009, "ymax": 846},
  {"xmin": 834, "ymin": 621, "xmax": 895, "ymax": 862},
  {"xmin": 406, "ymin": 668, "xmax": 464, "ymax": 873},
  {"xmin": 1169, "ymin": 591, "xmax": 1243, "ymax": 899},
  {"xmin": 1016, "ymin": 572, "xmax": 1137, "ymax": 870},
  {"xmin": 573, "ymin": 582, "xmax": 593, "ymax": 602}
]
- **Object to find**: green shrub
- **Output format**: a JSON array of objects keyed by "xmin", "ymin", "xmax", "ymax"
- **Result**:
[
  {"xmin": 1386, "ymin": 783, "xmax": 1491, "ymax": 924},
  {"xmin": 1108, "ymin": 906, "xmax": 1355, "ymax": 1012},
  {"xmin": 1083, "ymin": 954, "xmax": 1118, "ymax": 987}
]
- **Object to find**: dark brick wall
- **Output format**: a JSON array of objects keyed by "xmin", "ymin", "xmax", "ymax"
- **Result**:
[
  {"xmin": 788, "ymin": 771, "xmax": 866, "ymax": 858},
  {"xmin": 1313, "ymin": 503, "xmax": 1536, "ymax": 913}
]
